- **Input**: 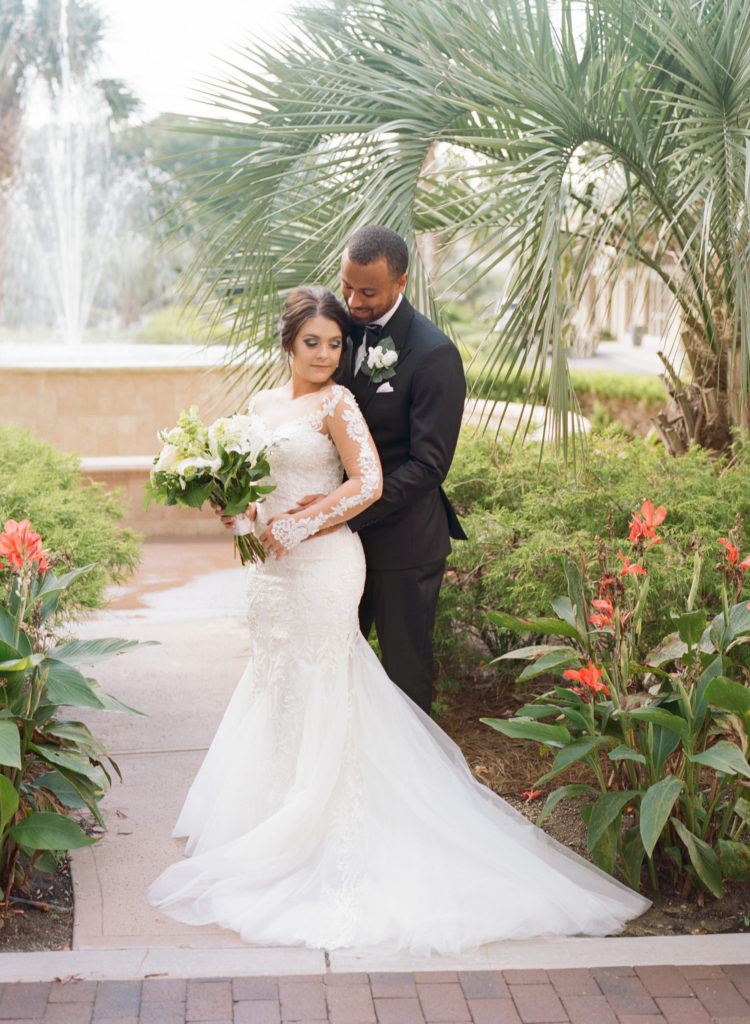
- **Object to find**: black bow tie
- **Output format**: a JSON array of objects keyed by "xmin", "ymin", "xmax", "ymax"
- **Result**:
[{"xmin": 351, "ymin": 323, "xmax": 383, "ymax": 348}]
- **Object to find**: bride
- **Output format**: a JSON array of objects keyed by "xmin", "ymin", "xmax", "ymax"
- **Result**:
[{"xmin": 148, "ymin": 285, "xmax": 649, "ymax": 951}]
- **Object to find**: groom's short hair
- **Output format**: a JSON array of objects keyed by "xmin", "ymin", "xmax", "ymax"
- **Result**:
[{"xmin": 344, "ymin": 225, "xmax": 409, "ymax": 278}]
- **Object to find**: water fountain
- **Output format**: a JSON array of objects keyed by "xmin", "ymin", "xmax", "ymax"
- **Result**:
[
  {"xmin": 2, "ymin": 1, "xmax": 139, "ymax": 346},
  {"xmin": 0, "ymin": 1, "xmax": 245, "ymax": 539}
]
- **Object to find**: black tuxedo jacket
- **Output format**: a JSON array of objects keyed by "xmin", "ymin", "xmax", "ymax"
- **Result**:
[{"xmin": 342, "ymin": 297, "xmax": 466, "ymax": 570}]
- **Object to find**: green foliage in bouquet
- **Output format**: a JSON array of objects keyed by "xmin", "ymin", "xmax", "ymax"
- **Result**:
[
  {"xmin": 483, "ymin": 502, "xmax": 750, "ymax": 899},
  {"xmin": 0, "ymin": 520, "xmax": 150, "ymax": 907},
  {"xmin": 0, "ymin": 424, "xmax": 140, "ymax": 617},
  {"xmin": 144, "ymin": 406, "xmax": 275, "ymax": 563}
]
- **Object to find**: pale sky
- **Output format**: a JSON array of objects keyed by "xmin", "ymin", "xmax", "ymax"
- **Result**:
[{"xmin": 95, "ymin": 0, "xmax": 297, "ymax": 118}]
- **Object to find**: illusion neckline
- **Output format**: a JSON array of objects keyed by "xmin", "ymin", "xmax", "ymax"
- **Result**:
[{"xmin": 248, "ymin": 385, "xmax": 341, "ymax": 436}]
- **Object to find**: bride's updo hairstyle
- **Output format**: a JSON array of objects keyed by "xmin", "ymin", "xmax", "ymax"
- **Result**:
[{"xmin": 280, "ymin": 286, "xmax": 351, "ymax": 356}]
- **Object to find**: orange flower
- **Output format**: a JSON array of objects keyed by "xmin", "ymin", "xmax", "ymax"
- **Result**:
[
  {"xmin": 719, "ymin": 537, "xmax": 739, "ymax": 565},
  {"xmin": 563, "ymin": 661, "xmax": 610, "ymax": 696},
  {"xmin": 719, "ymin": 537, "xmax": 750, "ymax": 571},
  {"xmin": 617, "ymin": 552, "xmax": 646, "ymax": 577},
  {"xmin": 588, "ymin": 597, "xmax": 614, "ymax": 629},
  {"xmin": 0, "ymin": 519, "xmax": 48, "ymax": 572},
  {"xmin": 629, "ymin": 500, "xmax": 666, "ymax": 545}
]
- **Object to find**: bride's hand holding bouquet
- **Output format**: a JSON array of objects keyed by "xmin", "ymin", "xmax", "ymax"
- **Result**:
[{"xmin": 144, "ymin": 407, "xmax": 275, "ymax": 564}]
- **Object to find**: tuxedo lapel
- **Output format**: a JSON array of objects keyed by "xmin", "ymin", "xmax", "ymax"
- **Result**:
[{"xmin": 348, "ymin": 297, "xmax": 415, "ymax": 412}]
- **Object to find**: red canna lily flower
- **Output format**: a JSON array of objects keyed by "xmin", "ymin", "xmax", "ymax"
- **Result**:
[
  {"xmin": 719, "ymin": 537, "xmax": 739, "ymax": 565},
  {"xmin": 588, "ymin": 597, "xmax": 614, "ymax": 629},
  {"xmin": 521, "ymin": 788, "xmax": 543, "ymax": 803},
  {"xmin": 617, "ymin": 552, "xmax": 647, "ymax": 577},
  {"xmin": 0, "ymin": 519, "xmax": 48, "ymax": 573},
  {"xmin": 563, "ymin": 661, "xmax": 610, "ymax": 696},
  {"xmin": 629, "ymin": 500, "xmax": 666, "ymax": 546},
  {"xmin": 720, "ymin": 538, "xmax": 750, "ymax": 571}
]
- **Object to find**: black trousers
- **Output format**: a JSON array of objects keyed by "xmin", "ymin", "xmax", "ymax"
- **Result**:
[{"xmin": 358, "ymin": 558, "xmax": 446, "ymax": 715}]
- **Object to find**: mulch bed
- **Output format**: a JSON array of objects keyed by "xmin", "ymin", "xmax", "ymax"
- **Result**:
[
  {"xmin": 436, "ymin": 678, "xmax": 750, "ymax": 937},
  {"xmin": 0, "ymin": 862, "xmax": 73, "ymax": 952}
]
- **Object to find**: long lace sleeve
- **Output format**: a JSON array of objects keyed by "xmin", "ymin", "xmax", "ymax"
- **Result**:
[{"xmin": 270, "ymin": 387, "xmax": 382, "ymax": 550}]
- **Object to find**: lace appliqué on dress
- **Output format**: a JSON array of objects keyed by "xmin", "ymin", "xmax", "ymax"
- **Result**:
[{"xmin": 270, "ymin": 386, "xmax": 380, "ymax": 551}]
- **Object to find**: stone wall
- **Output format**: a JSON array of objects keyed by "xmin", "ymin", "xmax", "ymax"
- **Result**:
[{"xmin": 0, "ymin": 346, "xmax": 258, "ymax": 538}]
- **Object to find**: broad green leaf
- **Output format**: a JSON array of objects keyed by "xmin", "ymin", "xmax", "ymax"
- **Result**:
[
  {"xmin": 33, "ymin": 769, "xmax": 104, "ymax": 826},
  {"xmin": 42, "ymin": 661, "xmax": 105, "ymax": 710},
  {"xmin": 688, "ymin": 741, "xmax": 750, "ymax": 779},
  {"xmin": 49, "ymin": 638, "xmax": 156, "ymax": 666},
  {"xmin": 0, "ymin": 609, "xmax": 17, "ymax": 647},
  {"xmin": 717, "ymin": 839, "xmax": 750, "ymax": 881},
  {"xmin": 33, "ymin": 771, "xmax": 88, "ymax": 810},
  {"xmin": 517, "ymin": 648, "xmax": 580, "ymax": 681},
  {"xmin": 728, "ymin": 600, "xmax": 750, "ymax": 637},
  {"xmin": 536, "ymin": 784, "xmax": 597, "ymax": 826},
  {"xmin": 704, "ymin": 676, "xmax": 750, "ymax": 729},
  {"xmin": 0, "ymin": 721, "xmax": 21, "ymax": 770},
  {"xmin": 550, "ymin": 595, "xmax": 578, "ymax": 632},
  {"xmin": 481, "ymin": 718, "xmax": 571, "ymax": 748},
  {"xmin": 9, "ymin": 811, "xmax": 95, "ymax": 851},
  {"xmin": 671, "ymin": 818, "xmax": 723, "ymax": 899},
  {"xmin": 0, "ymin": 655, "xmax": 39, "ymax": 674},
  {"xmin": 29, "ymin": 744, "xmax": 105, "ymax": 782},
  {"xmin": 496, "ymin": 644, "xmax": 573, "ymax": 661},
  {"xmin": 626, "ymin": 707, "xmax": 690, "ymax": 742},
  {"xmin": 0, "ymin": 775, "xmax": 19, "ymax": 834},
  {"xmin": 587, "ymin": 791, "xmax": 636, "ymax": 853},
  {"xmin": 94, "ymin": 691, "xmax": 145, "ymax": 716},
  {"xmin": 647, "ymin": 633, "xmax": 688, "ymax": 667},
  {"xmin": 590, "ymin": 820, "xmax": 618, "ymax": 875},
  {"xmin": 486, "ymin": 610, "xmax": 581, "ymax": 640},
  {"xmin": 676, "ymin": 610, "xmax": 707, "ymax": 648},
  {"xmin": 563, "ymin": 562, "xmax": 587, "ymax": 638},
  {"xmin": 640, "ymin": 776, "xmax": 684, "ymax": 857},
  {"xmin": 695, "ymin": 656, "xmax": 725, "ymax": 727},
  {"xmin": 0, "ymin": 640, "xmax": 21, "ymax": 662},
  {"xmin": 36, "ymin": 565, "xmax": 92, "ymax": 601},
  {"xmin": 514, "ymin": 704, "xmax": 565, "ymax": 720},
  {"xmin": 608, "ymin": 745, "xmax": 647, "ymax": 764},
  {"xmin": 536, "ymin": 736, "xmax": 609, "ymax": 786},
  {"xmin": 620, "ymin": 827, "xmax": 646, "ymax": 891},
  {"xmin": 735, "ymin": 796, "xmax": 750, "ymax": 824},
  {"xmin": 651, "ymin": 725, "xmax": 681, "ymax": 776}
]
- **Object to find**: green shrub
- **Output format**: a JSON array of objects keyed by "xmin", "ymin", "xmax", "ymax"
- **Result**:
[
  {"xmin": 439, "ymin": 428, "xmax": 750, "ymax": 678},
  {"xmin": 466, "ymin": 366, "xmax": 668, "ymax": 407},
  {"xmin": 0, "ymin": 424, "xmax": 140, "ymax": 616}
]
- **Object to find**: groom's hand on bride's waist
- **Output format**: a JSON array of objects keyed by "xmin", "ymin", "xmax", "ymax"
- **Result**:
[{"xmin": 294, "ymin": 495, "xmax": 338, "ymax": 538}]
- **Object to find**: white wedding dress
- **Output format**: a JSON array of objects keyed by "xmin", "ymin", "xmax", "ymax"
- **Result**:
[{"xmin": 148, "ymin": 385, "xmax": 649, "ymax": 952}]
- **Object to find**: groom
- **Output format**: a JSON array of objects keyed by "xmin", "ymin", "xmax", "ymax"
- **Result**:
[{"xmin": 338, "ymin": 225, "xmax": 466, "ymax": 714}]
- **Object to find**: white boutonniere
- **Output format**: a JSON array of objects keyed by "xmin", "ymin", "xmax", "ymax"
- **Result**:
[{"xmin": 364, "ymin": 336, "xmax": 398, "ymax": 385}]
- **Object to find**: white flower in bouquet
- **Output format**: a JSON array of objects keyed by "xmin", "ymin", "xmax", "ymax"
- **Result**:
[
  {"xmin": 153, "ymin": 443, "xmax": 179, "ymax": 474},
  {"xmin": 145, "ymin": 406, "xmax": 275, "ymax": 564},
  {"xmin": 174, "ymin": 454, "xmax": 222, "ymax": 482}
]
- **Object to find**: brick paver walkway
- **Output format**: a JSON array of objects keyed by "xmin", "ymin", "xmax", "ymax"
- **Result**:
[{"xmin": 0, "ymin": 964, "xmax": 748, "ymax": 1023}]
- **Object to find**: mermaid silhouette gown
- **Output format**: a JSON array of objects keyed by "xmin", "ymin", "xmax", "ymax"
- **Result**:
[{"xmin": 148, "ymin": 384, "xmax": 649, "ymax": 951}]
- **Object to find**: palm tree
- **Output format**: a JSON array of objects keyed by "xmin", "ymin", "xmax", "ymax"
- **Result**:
[{"xmin": 173, "ymin": 0, "xmax": 750, "ymax": 451}]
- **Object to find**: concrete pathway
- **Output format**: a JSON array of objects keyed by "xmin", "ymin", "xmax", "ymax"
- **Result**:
[{"xmin": 6, "ymin": 538, "xmax": 744, "ymax": 1022}]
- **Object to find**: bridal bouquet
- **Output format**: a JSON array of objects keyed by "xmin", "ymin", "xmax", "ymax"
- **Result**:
[{"xmin": 144, "ymin": 406, "xmax": 275, "ymax": 563}]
